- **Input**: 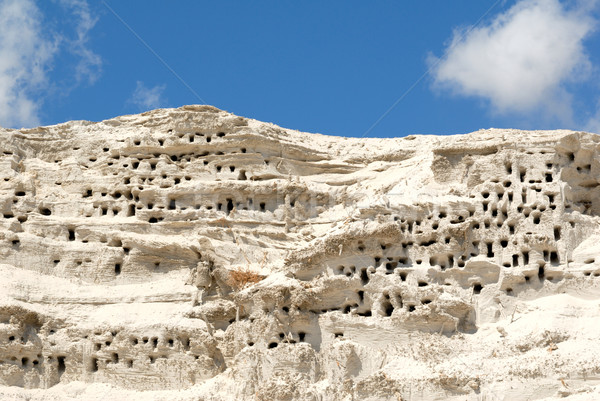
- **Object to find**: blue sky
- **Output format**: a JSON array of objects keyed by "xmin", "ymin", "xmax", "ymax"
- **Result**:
[{"xmin": 1, "ymin": 0, "xmax": 600, "ymax": 137}]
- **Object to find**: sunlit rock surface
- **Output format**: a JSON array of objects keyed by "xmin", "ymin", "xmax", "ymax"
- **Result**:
[{"xmin": 1, "ymin": 105, "xmax": 600, "ymax": 400}]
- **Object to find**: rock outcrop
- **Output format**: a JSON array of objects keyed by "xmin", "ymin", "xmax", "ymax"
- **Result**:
[{"xmin": 1, "ymin": 105, "xmax": 600, "ymax": 400}]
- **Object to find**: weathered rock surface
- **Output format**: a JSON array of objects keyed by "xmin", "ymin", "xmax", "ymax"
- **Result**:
[{"xmin": 1, "ymin": 105, "xmax": 600, "ymax": 400}]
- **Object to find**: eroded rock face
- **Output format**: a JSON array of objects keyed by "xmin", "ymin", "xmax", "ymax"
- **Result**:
[{"xmin": 1, "ymin": 106, "xmax": 600, "ymax": 400}]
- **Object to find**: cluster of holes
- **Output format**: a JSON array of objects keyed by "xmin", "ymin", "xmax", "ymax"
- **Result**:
[
  {"xmin": 88, "ymin": 332, "xmax": 193, "ymax": 372},
  {"xmin": 266, "ymin": 331, "xmax": 308, "ymax": 349}
]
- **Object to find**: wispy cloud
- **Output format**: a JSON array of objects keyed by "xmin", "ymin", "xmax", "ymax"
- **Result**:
[
  {"xmin": 430, "ymin": 0, "xmax": 597, "ymax": 125},
  {"xmin": 0, "ymin": 0, "xmax": 101, "ymax": 129},
  {"xmin": 60, "ymin": 0, "xmax": 102, "ymax": 84},
  {"xmin": 129, "ymin": 81, "xmax": 167, "ymax": 111}
]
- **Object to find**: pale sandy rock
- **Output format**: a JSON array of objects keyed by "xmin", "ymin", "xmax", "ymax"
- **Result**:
[{"xmin": 0, "ymin": 105, "xmax": 600, "ymax": 400}]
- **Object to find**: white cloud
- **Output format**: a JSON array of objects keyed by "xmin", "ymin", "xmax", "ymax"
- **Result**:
[
  {"xmin": 129, "ymin": 81, "xmax": 167, "ymax": 111},
  {"xmin": 430, "ymin": 0, "xmax": 596, "ymax": 122},
  {"xmin": 0, "ymin": 0, "xmax": 101, "ymax": 129},
  {"xmin": 0, "ymin": 0, "xmax": 57, "ymax": 128}
]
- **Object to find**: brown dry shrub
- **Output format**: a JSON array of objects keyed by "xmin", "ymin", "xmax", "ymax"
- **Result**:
[{"xmin": 228, "ymin": 267, "xmax": 264, "ymax": 290}]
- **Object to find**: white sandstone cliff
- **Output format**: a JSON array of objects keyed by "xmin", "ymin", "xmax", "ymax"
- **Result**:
[{"xmin": 1, "ymin": 105, "xmax": 600, "ymax": 400}]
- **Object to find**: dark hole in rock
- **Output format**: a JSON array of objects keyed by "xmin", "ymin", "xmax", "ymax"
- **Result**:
[
  {"xmin": 360, "ymin": 268, "xmax": 369, "ymax": 284},
  {"xmin": 383, "ymin": 302, "xmax": 394, "ymax": 317},
  {"xmin": 56, "ymin": 356, "xmax": 66, "ymax": 379},
  {"xmin": 473, "ymin": 283, "xmax": 483, "ymax": 294},
  {"xmin": 268, "ymin": 342, "xmax": 278, "ymax": 349}
]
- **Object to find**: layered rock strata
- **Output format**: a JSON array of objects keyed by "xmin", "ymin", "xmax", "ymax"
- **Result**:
[{"xmin": 1, "ymin": 105, "xmax": 600, "ymax": 400}]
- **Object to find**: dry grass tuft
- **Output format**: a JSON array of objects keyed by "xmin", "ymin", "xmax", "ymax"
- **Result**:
[{"xmin": 228, "ymin": 267, "xmax": 264, "ymax": 290}]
